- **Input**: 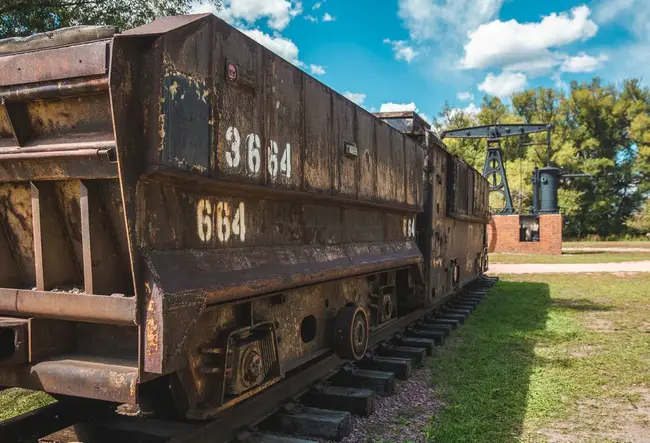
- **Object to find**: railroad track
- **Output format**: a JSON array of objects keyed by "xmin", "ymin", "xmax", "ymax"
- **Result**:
[{"xmin": 0, "ymin": 276, "xmax": 497, "ymax": 443}]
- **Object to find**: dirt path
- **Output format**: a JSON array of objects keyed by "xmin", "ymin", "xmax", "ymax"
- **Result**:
[{"xmin": 488, "ymin": 260, "xmax": 650, "ymax": 274}]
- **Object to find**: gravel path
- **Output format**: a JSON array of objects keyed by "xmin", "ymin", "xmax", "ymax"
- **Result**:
[
  {"xmin": 488, "ymin": 260, "xmax": 650, "ymax": 274},
  {"xmin": 331, "ymin": 366, "xmax": 441, "ymax": 443}
]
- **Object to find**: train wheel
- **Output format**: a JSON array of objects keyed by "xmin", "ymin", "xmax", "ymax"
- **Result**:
[{"xmin": 334, "ymin": 305, "xmax": 369, "ymax": 361}]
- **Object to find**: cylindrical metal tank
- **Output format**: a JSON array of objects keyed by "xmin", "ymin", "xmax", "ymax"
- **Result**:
[{"xmin": 539, "ymin": 167, "xmax": 560, "ymax": 213}]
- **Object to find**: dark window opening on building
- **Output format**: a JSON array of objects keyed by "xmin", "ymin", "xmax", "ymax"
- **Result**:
[{"xmin": 519, "ymin": 215, "xmax": 540, "ymax": 242}]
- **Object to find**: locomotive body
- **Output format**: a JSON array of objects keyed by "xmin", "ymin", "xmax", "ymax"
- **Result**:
[{"xmin": 0, "ymin": 14, "xmax": 488, "ymax": 418}]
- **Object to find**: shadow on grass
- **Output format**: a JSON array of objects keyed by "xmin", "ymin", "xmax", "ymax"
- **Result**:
[
  {"xmin": 427, "ymin": 281, "xmax": 550, "ymax": 443},
  {"xmin": 551, "ymin": 298, "xmax": 614, "ymax": 312},
  {"xmin": 562, "ymin": 250, "xmax": 611, "ymax": 255}
]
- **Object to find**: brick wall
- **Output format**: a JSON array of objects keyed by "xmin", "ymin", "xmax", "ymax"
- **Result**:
[{"xmin": 487, "ymin": 214, "xmax": 563, "ymax": 255}]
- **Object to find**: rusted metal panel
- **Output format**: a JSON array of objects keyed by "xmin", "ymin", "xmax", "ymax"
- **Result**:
[
  {"xmin": 0, "ymin": 289, "xmax": 136, "ymax": 325},
  {"xmin": 0, "ymin": 183, "xmax": 35, "ymax": 287},
  {"xmin": 146, "ymin": 241, "xmax": 421, "ymax": 306},
  {"xmin": 358, "ymin": 109, "xmax": 377, "ymax": 200},
  {"xmin": 0, "ymin": 317, "xmax": 29, "ymax": 365},
  {"xmin": 30, "ymin": 182, "xmax": 81, "ymax": 290},
  {"xmin": 0, "ymin": 26, "xmax": 116, "ymax": 55},
  {"xmin": 375, "ymin": 121, "xmax": 393, "ymax": 201},
  {"xmin": 0, "ymin": 356, "xmax": 138, "ymax": 403},
  {"xmin": 264, "ymin": 53, "xmax": 303, "ymax": 190},
  {"xmin": 0, "ymin": 40, "xmax": 110, "ymax": 87},
  {"xmin": 404, "ymin": 137, "xmax": 420, "ymax": 206},
  {"xmin": 27, "ymin": 318, "xmax": 76, "ymax": 362},
  {"xmin": 120, "ymin": 13, "xmax": 211, "ymax": 36},
  {"xmin": 215, "ymin": 26, "xmax": 264, "ymax": 184},
  {"xmin": 0, "ymin": 76, "xmax": 108, "ymax": 101},
  {"xmin": 334, "ymin": 93, "xmax": 358, "ymax": 197},
  {"xmin": 80, "ymin": 180, "xmax": 132, "ymax": 295},
  {"xmin": 303, "ymin": 75, "xmax": 334, "ymax": 192},
  {"xmin": 0, "ymin": 157, "xmax": 118, "ymax": 182},
  {"xmin": 160, "ymin": 73, "xmax": 211, "ymax": 174},
  {"xmin": 391, "ymin": 129, "xmax": 406, "ymax": 203}
]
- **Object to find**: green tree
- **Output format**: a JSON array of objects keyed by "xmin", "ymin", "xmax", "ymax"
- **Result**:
[
  {"xmin": 437, "ymin": 78, "xmax": 650, "ymax": 238},
  {"xmin": 626, "ymin": 199, "xmax": 650, "ymax": 234},
  {"xmin": 0, "ymin": 0, "xmax": 221, "ymax": 38},
  {"xmin": 434, "ymin": 101, "xmax": 484, "ymax": 169}
]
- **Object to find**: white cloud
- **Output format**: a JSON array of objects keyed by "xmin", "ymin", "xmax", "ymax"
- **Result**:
[
  {"xmin": 478, "ymin": 72, "xmax": 527, "ymax": 98},
  {"xmin": 552, "ymin": 72, "xmax": 569, "ymax": 92},
  {"xmin": 309, "ymin": 64, "xmax": 326, "ymax": 75},
  {"xmin": 456, "ymin": 91, "xmax": 474, "ymax": 101},
  {"xmin": 463, "ymin": 103, "xmax": 480, "ymax": 116},
  {"xmin": 194, "ymin": 0, "xmax": 303, "ymax": 31},
  {"xmin": 383, "ymin": 39, "xmax": 419, "ymax": 63},
  {"xmin": 593, "ymin": 0, "xmax": 650, "ymax": 80},
  {"xmin": 305, "ymin": 14, "xmax": 318, "ymax": 22},
  {"xmin": 561, "ymin": 52, "xmax": 608, "ymax": 72},
  {"xmin": 343, "ymin": 91, "xmax": 366, "ymax": 106},
  {"xmin": 242, "ymin": 29, "xmax": 301, "ymax": 65},
  {"xmin": 461, "ymin": 5, "xmax": 598, "ymax": 70},
  {"xmin": 379, "ymin": 102, "xmax": 418, "ymax": 112},
  {"xmin": 322, "ymin": 12, "xmax": 335, "ymax": 22},
  {"xmin": 595, "ymin": 0, "xmax": 636, "ymax": 23},
  {"xmin": 503, "ymin": 55, "xmax": 563, "ymax": 77},
  {"xmin": 312, "ymin": 1, "xmax": 324, "ymax": 10},
  {"xmin": 398, "ymin": 0, "xmax": 505, "ymax": 42},
  {"xmin": 448, "ymin": 102, "xmax": 481, "ymax": 120}
]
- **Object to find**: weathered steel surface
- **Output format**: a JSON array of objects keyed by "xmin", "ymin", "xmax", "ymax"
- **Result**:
[
  {"xmin": 0, "ymin": 25, "xmax": 116, "ymax": 54},
  {"xmin": 0, "ymin": 289, "xmax": 136, "ymax": 325},
  {"xmin": 0, "ymin": 40, "xmax": 110, "ymax": 86},
  {"xmin": 0, "ymin": 356, "xmax": 138, "ymax": 403}
]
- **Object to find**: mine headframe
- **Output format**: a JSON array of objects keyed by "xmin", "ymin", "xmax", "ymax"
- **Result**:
[{"xmin": 441, "ymin": 124, "xmax": 553, "ymax": 214}]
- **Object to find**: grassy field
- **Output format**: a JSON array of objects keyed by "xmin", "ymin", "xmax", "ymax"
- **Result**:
[
  {"xmin": 490, "ymin": 251, "xmax": 650, "ymax": 264},
  {"xmin": 427, "ymin": 273, "xmax": 650, "ymax": 443}
]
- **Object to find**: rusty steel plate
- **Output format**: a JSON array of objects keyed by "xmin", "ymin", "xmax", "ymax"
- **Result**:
[{"xmin": 0, "ymin": 40, "xmax": 109, "ymax": 87}]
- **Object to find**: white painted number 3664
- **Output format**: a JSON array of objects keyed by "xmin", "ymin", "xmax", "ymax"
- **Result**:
[{"xmin": 225, "ymin": 126, "xmax": 291, "ymax": 179}]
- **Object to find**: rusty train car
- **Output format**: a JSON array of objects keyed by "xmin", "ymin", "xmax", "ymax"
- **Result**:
[{"xmin": 0, "ymin": 14, "xmax": 489, "ymax": 419}]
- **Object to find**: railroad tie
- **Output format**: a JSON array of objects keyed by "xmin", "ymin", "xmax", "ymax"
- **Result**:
[
  {"xmin": 300, "ymin": 385, "xmax": 376, "ymax": 417},
  {"xmin": 436, "ymin": 312, "xmax": 467, "ymax": 324},
  {"xmin": 417, "ymin": 322, "xmax": 453, "ymax": 337},
  {"xmin": 458, "ymin": 296, "xmax": 484, "ymax": 305},
  {"xmin": 374, "ymin": 345, "xmax": 427, "ymax": 365},
  {"xmin": 356, "ymin": 355, "xmax": 413, "ymax": 380},
  {"xmin": 429, "ymin": 317, "xmax": 460, "ymax": 329},
  {"xmin": 329, "ymin": 366, "xmax": 396, "ymax": 396},
  {"xmin": 252, "ymin": 435, "xmax": 319, "ymax": 443},
  {"xmin": 263, "ymin": 404, "xmax": 352, "ymax": 441},
  {"xmin": 393, "ymin": 335, "xmax": 436, "ymax": 356},
  {"xmin": 404, "ymin": 328, "xmax": 446, "ymax": 346},
  {"xmin": 450, "ymin": 302, "xmax": 477, "ymax": 311}
]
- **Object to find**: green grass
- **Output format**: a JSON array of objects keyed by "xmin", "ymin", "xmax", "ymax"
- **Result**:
[
  {"xmin": 490, "ymin": 251, "xmax": 650, "ymax": 264},
  {"xmin": 563, "ymin": 240, "xmax": 650, "ymax": 249},
  {"xmin": 0, "ymin": 388, "xmax": 54, "ymax": 421},
  {"xmin": 427, "ymin": 273, "xmax": 650, "ymax": 442}
]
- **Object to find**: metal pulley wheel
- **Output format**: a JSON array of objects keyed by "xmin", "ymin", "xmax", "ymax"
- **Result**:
[{"xmin": 334, "ymin": 305, "xmax": 369, "ymax": 361}]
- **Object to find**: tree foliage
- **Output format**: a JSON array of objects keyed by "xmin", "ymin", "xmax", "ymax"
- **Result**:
[
  {"xmin": 626, "ymin": 199, "xmax": 650, "ymax": 234},
  {"xmin": 436, "ymin": 78, "xmax": 650, "ymax": 238},
  {"xmin": 0, "ymin": 0, "xmax": 221, "ymax": 38}
]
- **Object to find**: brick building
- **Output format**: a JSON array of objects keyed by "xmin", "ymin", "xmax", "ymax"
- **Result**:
[{"xmin": 487, "ymin": 214, "xmax": 562, "ymax": 255}]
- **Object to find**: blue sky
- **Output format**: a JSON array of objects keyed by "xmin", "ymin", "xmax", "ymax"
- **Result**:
[{"xmin": 193, "ymin": 0, "xmax": 650, "ymax": 123}]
